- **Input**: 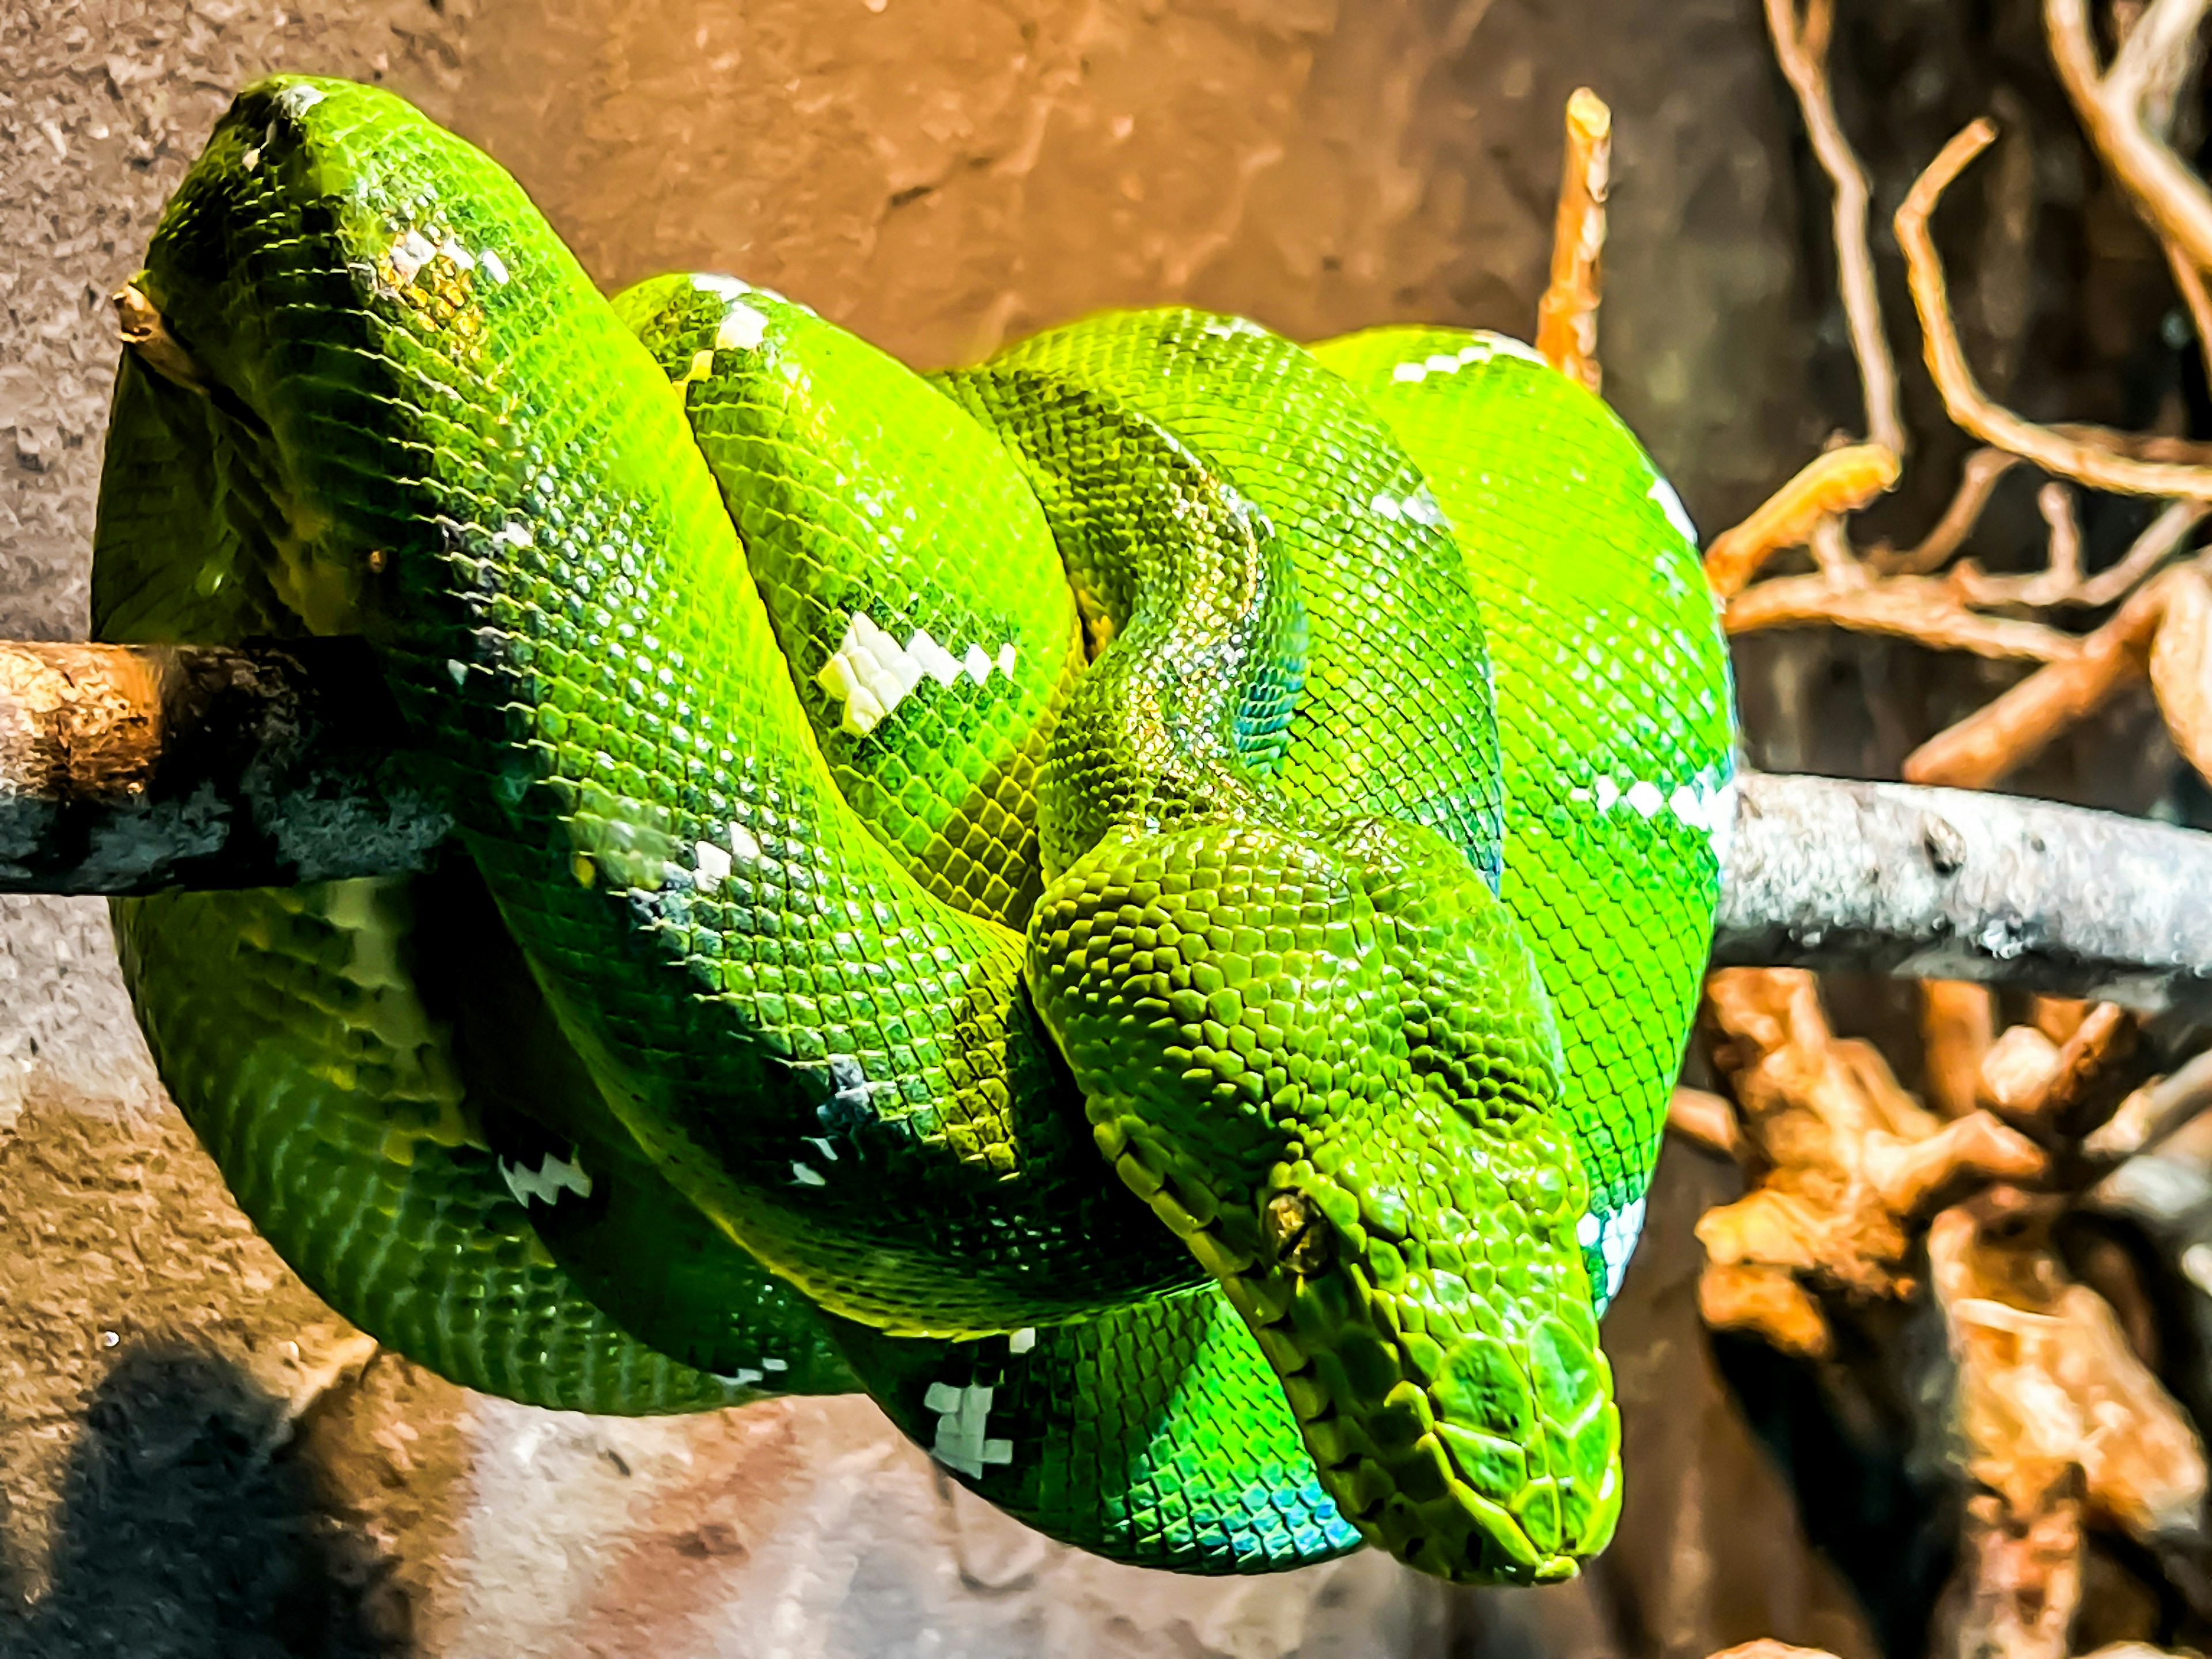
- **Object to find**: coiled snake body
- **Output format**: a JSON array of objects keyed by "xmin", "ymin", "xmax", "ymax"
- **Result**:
[{"xmin": 92, "ymin": 78, "xmax": 1734, "ymax": 1584}]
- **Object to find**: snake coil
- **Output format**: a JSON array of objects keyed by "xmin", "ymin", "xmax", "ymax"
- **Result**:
[{"xmin": 91, "ymin": 77, "xmax": 1735, "ymax": 1584}]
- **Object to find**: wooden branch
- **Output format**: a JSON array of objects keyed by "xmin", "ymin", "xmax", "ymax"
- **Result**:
[
  {"xmin": 1876, "ymin": 449, "xmax": 2021, "ymax": 575},
  {"xmin": 1898, "ymin": 119, "xmax": 2212, "ymax": 499},
  {"xmin": 12, "ymin": 653, "xmax": 2212, "ymax": 1026},
  {"xmin": 1903, "ymin": 563, "xmax": 2181, "ymax": 788},
  {"xmin": 1704, "ymin": 442, "xmax": 1902, "ymax": 598},
  {"xmin": 2047, "ymin": 0, "xmax": 2212, "ymax": 279},
  {"xmin": 1724, "ymin": 570, "xmax": 2081, "ymax": 660},
  {"xmin": 1535, "ymin": 88, "xmax": 1612, "ymax": 394},
  {"xmin": 0, "ymin": 639, "xmax": 448, "ymax": 893},
  {"xmin": 1713, "ymin": 770, "xmax": 2212, "ymax": 1018},
  {"xmin": 1765, "ymin": 0, "xmax": 1907, "ymax": 454}
]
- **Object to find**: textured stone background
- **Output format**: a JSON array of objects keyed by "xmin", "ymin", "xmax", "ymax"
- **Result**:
[{"xmin": 0, "ymin": 0, "xmax": 1953, "ymax": 1653}]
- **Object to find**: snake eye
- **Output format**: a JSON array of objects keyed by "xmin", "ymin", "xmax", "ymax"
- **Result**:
[{"xmin": 1263, "ymin": 1190, "xmax": 1334, "ymax": 1276}]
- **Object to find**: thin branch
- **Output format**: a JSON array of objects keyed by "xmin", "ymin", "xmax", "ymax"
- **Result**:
[
  {"xmin": 1724, "ymin": 570, "xmax": 2081, "ymax": 659},
  {"xmin": 1898, "ymin": 119, "xmax": 2212, "ymax": 498},
  {"xmin": 1713, "ymin": 770, "xmax": 2212, "ymax": 1017},
  {"xmin": 2047, "ymin": 0, "xmax": 2212, "ymax": 395},
  {"xmin": 1705, "ymin": 442, "xmax": 1902, "ymax": 597},
  {"xmin": 2047, "ymin": 0, "xmax": 2212, "ymax": 276},
  {"xmin": 1536, "ymin": 88, "xmax": 1612, "ymax": 394},
  {"xmin": 1765, "ymin": 0, "xmax": 1907, "ymax": 454},
  {"xmin": 1903, "ymin": 563, "xmax": 2181, "ymax": 787},
  {"xmin": 2075, "ymin": 497, "xmax": 2206, "ymax": 607},
  {"xmin": 1876, "ymin": 449, "xmax": 2022, "ymax": 574},
  {"xmin": 0, "ymin": 639, "xmax": 448, "ymax": 892}
]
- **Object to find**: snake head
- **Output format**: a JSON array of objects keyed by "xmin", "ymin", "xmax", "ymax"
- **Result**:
[{"xmin": 1029, "ymin": 817, "xmax": 1622, "ymax": 1584}]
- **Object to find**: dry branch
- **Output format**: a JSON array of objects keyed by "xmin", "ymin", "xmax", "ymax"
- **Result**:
[
  {"xmin": 1876, "ymin": 450, "xmax": 2022, "ymax": 575},
  {"xmin": 1764, "ymin": 0, "xmax": 1906, "ymax": 454},
  {"xmin": 1536, "ymin": 88, "xmax": 1611, "ymax": 394},
  {"xmin": 1724, "ymin": 570, "xmax": 2080, "ymax": 660},
  {"xmin": 0, "ymin": 639, "xmax": 448, "ymax": 892},
  {"xmin": 2047, "ymin": 0, "xmax": 2212, "ymax": 279},
  {"xmin": 1695, "ymin": 968, "xmax": 2046, "ymax": 1357},
  {"xmin": 1899, "ymin": 119, "xmax": 2212, "ymax": 499},
  {"xmin": 1704, "ymin": 443, "xmax": 1902, "ymax": 599},
  {"xmin": 1903, "ymin": 564, "xmax": 2183, "ymax": 789},
  {"xmin": 13, "ymin": 655, "xmax": 2212, "ymax": 1031}
]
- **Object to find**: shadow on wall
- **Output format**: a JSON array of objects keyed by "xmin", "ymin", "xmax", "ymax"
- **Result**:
[{"xmin": 0, "ymin": 1342, "xmax": 404, "ymax": 1659}]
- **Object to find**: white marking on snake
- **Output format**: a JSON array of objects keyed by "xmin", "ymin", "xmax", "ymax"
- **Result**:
[
  {"xmin": 729, "ymin": 823, "xmax": 762, "ymax": 862},
  {"xmin": 790, "ymin": 1161, "xmax": 827, "ymax": 1187},
  {"xmin": 494, "ymin": 521, "xmax": 532, "ymax": 548},
  {"xmin": 693, "ymin": 840, "xmax": 732, "ymax": 887},
  {"xmin": 1391, "ymin": 332, "xmax": 1549, "ymax": 383},
  {"xmin": 925, "ymin": 1381, "xmax": 1014, "ymax": 1477},
  {"xmin": 274, "ymin": 83, "xmax": 325, "ymax": 116},
  {"xmin": 1624, "ymin": 780, "xmax": 1665, "ymax": 819},
  {"xmin": 1649, "ymin": 475, "xmax": 1699, "ymax": 546},
  {"xmin": 1200, "ymin": 315, "xmax": 1271, "ymax": 339},
  {"xmin": 673, "ymin": 349, "xmax": 716, "ymax": 393},
  {"xmin": 438, "ymin": 238, "xmax": 477, "ymax": 272},
  {"xmin": 911, "ymin": 629, "xmax": 964, "ymax": 687},
  {"xmin": 499, "ymin": 1150, "xmax": 593, "ymax": 1208},
  {"xmin": 762, "ymin": 1357, "xmax": 788, "ymax": 1372},
  {"xmin": 1008, "ymin": 1328, "xmax": 1037, "ymax": 1355},
  {"xmin": 820, "ymin": 612, "xmax": 1013, "ymax": 734},
  {"xmin": 714, "ymin": 301, "xmax": 770, "ymax": 352},
  {"xmin": 714, "ymin": 1368, "xmax": 765, "ymax": 1386},
  {"xmin": 388, "ymin": 229, "xmax": 436, "ymax": 287},
  {"xmin": 1597, "ymin": 1197, "xmax": 1647, "ymax": 1303},
  {"xmin": 479, "ymin": 249, "xmax": 510, "ymax": 285}
]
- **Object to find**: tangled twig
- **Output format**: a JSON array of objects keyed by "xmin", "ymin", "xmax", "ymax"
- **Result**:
[{"xmin": 1535, "ymin": 88, "xmax": 1611, "ymax": 394}]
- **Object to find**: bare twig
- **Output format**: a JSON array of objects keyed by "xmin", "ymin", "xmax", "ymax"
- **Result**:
[
  {"xmin": 1765, "ymin": 0, "xmax": 1907, "ymax": 454},
  {"xmin": 1724, "ymin": 571, "xmax": 2081, "ymax": 659},
  {"xmin": 2074, "ymin": 498, "xmax": 2206, "ymax": 607},
  {"xmin": 2149, "ymin": 562, "xmax": 2212, "ymax": 781},
  {"xmin": 14, "ymin": 654, "xmax": 2212, "ymax": 1022},
  {"xmin": 1695, "ymin": 969, "xmax": 2046, "ymax": 1355},
  {"xmin": 2047, "ymin": 0, "xmax": 2212, "ymax": 278},
  {"xmin": 1536, "ymin": 88, "xmax": 1611, "ymax": 394},
  {"xmin": 1930, "ymin": 1190, "xmax": 2207, "ymax": 1544},
  {"xmin": 1949, "ymin": 482, "xmax": 2082, "ymax": 606},
  {"xmin": 1704, "ymin": 443, "xmax": 1903, "ymax": 597},
  {"xmin": 1903, "ymin": 563, "xmax": 2183, "ymax": 787},
  {"xmin": 1898, "ymin": 119, "xmax": 2212, "ymax": 498},
  {"xmin": 1668, "ymin": 1085, "xmax": 1745, "ymax": 1158},
  {"xmin": 1877, "ymin": 450, "xmax": 2024, "ymax": 575},
  {"xmin": 1924, "ymin": 980, "xmax": 2000, "ymax": 1119}
]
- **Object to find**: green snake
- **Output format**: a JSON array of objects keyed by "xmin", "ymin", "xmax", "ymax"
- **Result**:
[{"xmin": 89, "ymin": 77, "xmax": 1734, "ymax": 1584}]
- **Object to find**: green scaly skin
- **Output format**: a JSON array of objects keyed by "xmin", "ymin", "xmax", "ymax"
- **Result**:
[{"xmin": 88, "ymin": 77, "xmax": 1734, "ymax": 1584}]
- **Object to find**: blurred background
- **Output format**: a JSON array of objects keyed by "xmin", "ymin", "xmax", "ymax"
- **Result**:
[{"xmin": 4, "ymin": 1, "xmax": 2209, "ymax": 1655}]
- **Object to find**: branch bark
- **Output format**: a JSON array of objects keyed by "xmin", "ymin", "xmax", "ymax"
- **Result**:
[
  {"xmin": 0, "ymin": 639, "xmax": 449, "ymax": 893},
  {"xmin": 10, "ymin": 647, "xmax": 2212, "ymax": 1022},
  {"xmin": 1715, "ymin": 771, "xmax": 2212, "ymax": 1017}
]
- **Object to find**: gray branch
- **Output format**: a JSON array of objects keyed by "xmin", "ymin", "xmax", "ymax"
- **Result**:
[
  {"xmin": 6, "ymin": 643, "xmax": 2212, "ymax": 1016},
  {"xmin": 1715, "ymin": 771, "xmax": 2212, "ymax": 1019}
]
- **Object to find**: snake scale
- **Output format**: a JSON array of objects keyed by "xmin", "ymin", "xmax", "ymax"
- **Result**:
[{"xmin": 88, "ymin": 77, "xmax": 1735, "ymax": 1584}]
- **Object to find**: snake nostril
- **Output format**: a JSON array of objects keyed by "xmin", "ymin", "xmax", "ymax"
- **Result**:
[{"xmin": 1262, "ymin": 1190, "xmax": 1334, "ymax": 1275}]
